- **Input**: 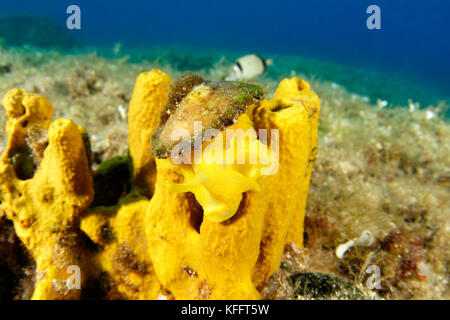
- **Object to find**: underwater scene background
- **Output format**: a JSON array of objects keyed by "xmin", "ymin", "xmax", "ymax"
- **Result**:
[
  {"xmin": 1, "ymin": 0, "xmax": 450, "ymax": 106},
  {"xmin": 0, "ymin": 0, "xmax": 448, "ymax": 300}
]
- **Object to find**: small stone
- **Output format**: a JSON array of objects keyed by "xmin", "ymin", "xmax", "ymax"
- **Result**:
[
  {"xmin": 290, "ymin": 272, "xmax": 370, "ymax": 300},
  {"xmin": 0, "ymin": 63, "xmax": 12, "ymax": 75}
]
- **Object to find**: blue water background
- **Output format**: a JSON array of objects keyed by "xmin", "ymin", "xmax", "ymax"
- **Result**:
[{"xmin": 1, "ymin": 0, "xmax": 449, "ymax": 99}]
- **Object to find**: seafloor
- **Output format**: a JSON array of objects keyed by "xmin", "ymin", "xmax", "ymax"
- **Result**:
[{"xmin": 0, "ymin": 45, "xmax": 448, "ymax": 300}]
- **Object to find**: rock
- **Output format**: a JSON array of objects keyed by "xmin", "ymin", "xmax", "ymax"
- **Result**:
[
  {"xmin": 0, "ymin": 15, "xmax": 77, "ymax": 49},
  {"xmin": 0, "ymin": 63, "xmax": 12, "ymax": 75},
  {"xmin": 290, "ymin": 272, "xmax": 369, "ymax": 300}
]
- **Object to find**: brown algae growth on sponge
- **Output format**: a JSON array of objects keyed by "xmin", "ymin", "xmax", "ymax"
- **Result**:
[{"xmin": 0, "ymin": 70, "xmax": 320, "ymax": 299}]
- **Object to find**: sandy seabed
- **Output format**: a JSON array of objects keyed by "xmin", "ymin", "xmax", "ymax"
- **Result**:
[{"xmin": 0, "ymin": 46, "xmax": 448, "ymax": 300}]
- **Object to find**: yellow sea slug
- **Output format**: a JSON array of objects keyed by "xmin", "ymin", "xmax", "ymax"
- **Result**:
[
  {"xmin": 150, "ymin": 75, "xmax": 273, "ymax": 222},
  {"xmin": 166, "ymin": 113, "xmax": 277, "ymax": 222}
]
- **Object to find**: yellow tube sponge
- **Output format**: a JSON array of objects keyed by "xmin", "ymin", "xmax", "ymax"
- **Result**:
[
  {"xmin": 0, "ymin": 89, "xmax": 93, "ymax": 299},
  {"xmin": 143, "ymin": 73, "xmax": 320, "ymax": 299},
  {"xmin": 128, "ymin": 69, "xmax": 172, "ymax": 196},
  {"xmin": 274, "ymin": 78, "xmax": 320, "ymax": 247},
  {"xmin": 0, "ymin": 71, "xmax": 320, "ymax": 300},
  {"xmin": 146, "ymin": 159, "xmax": 265, "ymax": 299},
  {"xmin": 2, "ymin": 88, "xmax": 53, "ymax": 158},
  {"xmin": 80, "ymin": 194, "xmax": 162, "ymax": 299}
]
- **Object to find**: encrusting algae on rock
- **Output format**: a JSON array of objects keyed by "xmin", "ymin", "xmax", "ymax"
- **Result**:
[{"xmin": 0, "ymin": 69, "xmax": 320, "ymax": 299}]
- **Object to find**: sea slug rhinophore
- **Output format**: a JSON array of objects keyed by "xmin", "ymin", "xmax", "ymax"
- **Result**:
[{"xmin": 0, "ymin": 69, "xmax": 320, "ymax": 300}]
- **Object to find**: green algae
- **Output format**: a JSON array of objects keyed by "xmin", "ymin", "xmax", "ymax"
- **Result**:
[
  {"xmin": 290, "ymin": 272, "xmax": 367, "ymax": 300},
  {"xmin": 11, "ymin": 148, "xmax": 35, "ymax": 180},
  {"xmin": 91, "ymin": 155, "xmax": 132, "ymax": 207}
]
